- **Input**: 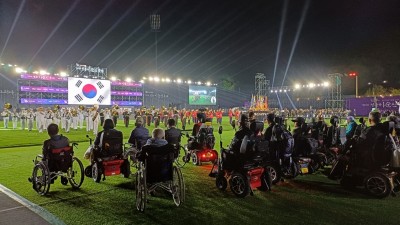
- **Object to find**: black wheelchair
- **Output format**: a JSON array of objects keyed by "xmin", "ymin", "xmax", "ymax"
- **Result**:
[
  {"xmin": 135, "ymin": 144, "xmax": 185, "ymax": 212},
  {"xmin": 213, "ymin": 122, "xmax": 272, "ymax": 197},
  {"xmin": 29, "ymin": 143, "xmax": 84, "ymax": 195},
  {"xmin": 329, "ymin": 121, "xmax": 400, "ymax": 198},
  {"xmin": 85, "ymin": 131, "xmax": 130, "ymax": 183}
]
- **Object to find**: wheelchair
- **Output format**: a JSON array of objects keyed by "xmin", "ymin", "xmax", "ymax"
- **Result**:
[
  {"xmin": 135, "ymin": 144, "xmax": 185, "ymax": 212},
  {"xmin": 329, "ymin": 121, "xmax": 400, "ymax": 198},
  {"xmin": 213, "ymin": 122, "xmax": 272, "ymax": 197},
  {"xmin": 185, "ymin": 121, "xmax": 218, "ymax": 166},
  {"xmin": 85, "ymin": 131, "xmax": 131, "ymax": 183},
  {"xmin": 29, "ymin": 143, "xmax": 84, "ymax": 195}
]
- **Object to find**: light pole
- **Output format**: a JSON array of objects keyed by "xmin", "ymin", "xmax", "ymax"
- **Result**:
[
  {"xmin": 348, "ymin": 72, "xmax": 358, "ymax": 97},
  {"xmin": 150, "ymin": 14, "xmax": 160, "ymax": 76},
  {"xmin": 367, "ymin": 82, "xmax": 377, "ymax": 109}
]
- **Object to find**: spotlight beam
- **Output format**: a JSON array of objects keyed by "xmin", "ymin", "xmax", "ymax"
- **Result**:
[
  {"xmin": 78, "ymin": 0, "xmax": 140, "ymax": 62},
  {"xmin": 159, "ymin": 7, "xmax": 242, "ymax": 71},
  {"xmin": 272, "ymin": 0, "xmax": 289, "ymax": 88},
  {"xmin": 98, "ymin": 0, "xmax": 171, "ymax": 66},
  {"xmin": 119, "ymin": 1, "xmax": 193, "ymax": 72},
  {"xmin": 285, "ymin": 91, "xmax": 297, "ymax": 110},
  {"xmin": 275, "ymin": 92, "xmax": 283, "ymax": 110},
  {"xmin": 0, "ymin": 0, "xmax": 27, "ymax": 58},
  {"xmin": 49, "ymin": 0, "xmax": 115, "ymax": 69},
  {"xmin": 280, "ymin": 0, "xmax": 310, "ymax": 87},
  {"xmin": 28, "ymin": 0, "xmax": 80, "ymax": 66}
]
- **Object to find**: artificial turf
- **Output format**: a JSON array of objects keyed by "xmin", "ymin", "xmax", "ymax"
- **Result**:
[{"xmin": 0, "ymin": 117, "xmax": 399, "ymax": 225}]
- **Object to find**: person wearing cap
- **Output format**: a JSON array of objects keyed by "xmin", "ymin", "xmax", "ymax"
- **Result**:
[
  {"xmin": 229, "ymin": 114, "xmax": 252, "ymax": 153},
  {"xmin": 345, "ymin": 116, "xmax": 357, "ymax": 140},
  {"xmin": 128, "ymin": 116, "xmax": 149, "ymax": 150}
]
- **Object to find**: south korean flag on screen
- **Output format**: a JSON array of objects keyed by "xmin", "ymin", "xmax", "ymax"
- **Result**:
[{"xmin": 68, "ymin": 77, "xmax": 111, "ymax": 105}]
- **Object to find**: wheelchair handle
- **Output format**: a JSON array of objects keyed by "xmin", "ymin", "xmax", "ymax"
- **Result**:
[{"xmin": 72, "ymin": 142, "xmax": 78, "ymax": 148}]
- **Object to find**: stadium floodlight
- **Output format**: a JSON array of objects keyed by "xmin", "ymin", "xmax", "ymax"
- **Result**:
[
  {"xmin": 154, "ymin": 77, "xmax": 160, "ymax": 82},
  {"xmin": 309, "ymin": 83, "xmax": 315, "ymax": 88},
  {"xmin": 197, "ymin": 81, "xmax": 201, "ymax": 85},
  {"xmin": 274, "ymin": 90, "xmax": 278, "ymax": 93},
  {"xmin": 139, "ymin": 80, "xmax": 145, "ymax": 84},
  {"xmin": 60, "ymin": 71, "xmax": 68, "ymax": 77},
  {"xmin": 206, "ymin": 81, "xmax": 211, "ymax": 86},
  {"xmin": 39, "ymin": 70, "xmax": 48, "ymax": 75},
  {"xmin": 284, "ymin": 89, "xmax": 287, "ymax": 92},
  {"xmin": 294, "ymin": 83, "xmax": 301, "ymax": 89},
  {"xmin": 15, "ymin": 67, "xmax": 25, "ymax": 73},
  {"xmin": 161, "ymin": 78, "xmax": 165, "ymax": 82},
  {"xmin": 187, "ymin": 80, "xmax": 192, "ymax": 84},
  {"xmin": 126, "ymin": 77, "xmax": 132, "ymax": 82},
  {"xmin": 33, "ymin": 71, "xmax": 39, "ymax": 74},
  {"xmin": 270, "ymin": 90, "xmax": 273, "ymax": 93},
  {"xmin": 166, "ymin": 78, "xmax": 171, "ymax": 83},
  {"xmin": 323, "ymin": 81, "xmax": 329, "ymax": 87},
  {"xmin": 142, "ymin": 77, "xmax": 147, "ymax": 80},
  {"xmin": 177, "ymin": 78, "xmax": 182, "ymax": 83},
  {"xmin": 149, "ymin": 76, "xmax": 154, "ymax": 81},
  {"xmin": 110, "ymin": 76, "xmax": 117, "ymax": 81}
]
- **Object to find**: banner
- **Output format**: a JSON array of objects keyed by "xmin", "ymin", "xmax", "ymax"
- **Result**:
[
  {"xmin": 347, "ymin": 96, "xmax": 400, "ymax": 116},
  {"xmin": 68, "ymin": 77, "xmax": 111, "ymax": 105}
]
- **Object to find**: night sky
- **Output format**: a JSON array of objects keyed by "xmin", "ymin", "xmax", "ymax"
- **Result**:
[{"xmin": 0, "ymin": 0, "xmax": 399, "ymax": 94}]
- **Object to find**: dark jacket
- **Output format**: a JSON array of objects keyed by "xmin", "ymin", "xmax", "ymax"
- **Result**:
[
  {"xmin": 128, "ymin": 126, "xmax": 150, "ymax": 149},
  {"xmin": 165, "ymin": 127, "xmax": 181, "ymax": 146},
  {"xmin": 264, "ymin": 122, "xmax": 276, "ymax": 142},
  {"xmin": 42, "ymin": 135, "xmax": 69, "ymax": 158}
]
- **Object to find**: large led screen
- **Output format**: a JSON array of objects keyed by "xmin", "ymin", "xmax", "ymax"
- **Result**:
[
  {"xmin": 188, "ymin": 85, "xmax": 216, "ymax": 105},
  {"xmin": 68, "ymin": 77, "xmax": 111, "ymax": 105}
]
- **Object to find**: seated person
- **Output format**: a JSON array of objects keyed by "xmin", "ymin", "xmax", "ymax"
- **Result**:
[
  {"xmin": 165, "ymin": 118, "xmax": 181, "ymax": 147},
  {"xmin": 145, "ymin": 128, "xmax": 168, "ymax": 147},
  {"xmin": 353, "ymin": 117, "xmax": 366, "ymax": 138},
  {"xmin": 188, "ymin": 112, "xmax": 206, "ymax": 150},
  {"xmin": 128, "ymin": 117, "xmax": 150, "ymax": 149},
  {"xmin": 324, "ymin": 116, "xmax": 341, "ymax": 149},
  {"xmin": 264, "ymin": 113, "xmax": 276, "ymax": 142},
  {"xmin": 345, "ymin": 116, "xmax": 357, "ymax": 141},
  {"xmin": 229, "ymin": 114, "xmax": 252, "ymax": 154},
  {"xmin": 292, "ymin": 117, "xmax": 305, "ymax": 155},
  {"xmin": 42, "ymin": 123, "xmax": 70, "ymax": 184},
  {"xmin": 42, "ymin": 123, "xmax": 69, "ymax": 161},
  {"xmin": 84, "ymin": 119, "xmax": 122, "ymax": 160}
]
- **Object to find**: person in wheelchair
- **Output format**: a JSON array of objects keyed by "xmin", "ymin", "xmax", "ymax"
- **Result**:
[
  {"xmin": 188, "ymin": 112, "xmax": 212, "ymax": 150},
  {"xmin": 228, "ymin": 114, "xmax": 252, "ymax": 154},
  {"xmin": 165, "ymin": 118, "xmax": 181, "ymax": 147},
  {"xmin": 145, "ymin": 128, "xmax": 168, "ymax": 147},
  {"xmin": 42, "ymin": 123, "xmax": 70, "ymax": 184},
  {"xmin": 128, "ymin": 117, "xmax": 150, "ymax": 150}
]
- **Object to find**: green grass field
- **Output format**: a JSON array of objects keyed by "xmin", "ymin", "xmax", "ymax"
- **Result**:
[{"xmin": 0, "ymin": 117, "xmax": 399, "ymax": 225}]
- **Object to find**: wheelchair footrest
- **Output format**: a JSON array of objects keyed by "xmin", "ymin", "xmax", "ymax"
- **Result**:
[{"xmin": 102, "ymin": 159, "xmax": 125, "ymax": 176}]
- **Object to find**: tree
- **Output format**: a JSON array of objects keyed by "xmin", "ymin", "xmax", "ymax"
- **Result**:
[{"xmin": 219, "ymin": 77, "xmax": 236, "ymax": 91}]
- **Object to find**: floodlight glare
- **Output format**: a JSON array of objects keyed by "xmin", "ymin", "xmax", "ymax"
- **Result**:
[
  {"xmin": 166, "ymin": 78, "xmax": 171, "ymax": 83},
  {"xmin": 39, "ymin": 70, "xmax": 48, "ymax": 75},
  {"xmin": 270, "ymin": 90, "xmax": 273, "ymax": 93},
  {"xmin": 60, "ymin": 71, "xmax": 68, "ymax": 77},
  {"xmin": 126, "ymin": 77, "xmax": 132, "ymax": 82},
  {"xmin": 15, "ymin": 67, "xmax": 25, "ymax": 73},
  {"xmin": 154, "ymin": 77, "xmax": 160, "ymax": 82},
  {"xmin": 309, "ymin": 83, "xmax": 315, "ymax": 88},
  {"xmin": 111, "ymin": 76, "xmax": 117, "ymax": 81},
  {"xmin": 197, "ymin": 81, "xmax": 202, "ymax": 85},
  {"xmin": 206, "ymin": 81, "xmax": 211, "ymax": 86},
  {"xmin": 187, "ymin": 80, "xmax": 192, "ymax": 84},
  {"xmin": 177, "ymin": 78, "xmax": 182, "ymax": 83},
  {"xmin": 323, "ymin": 81, "xmax": 329, "ymax": 87},
  {"xmin": 139, "ymin": 80, "xmax": 145, "ymax": 84},
  {"xmin": 294, "ymin": 84, "xmax": 301, "ymax": 89}
]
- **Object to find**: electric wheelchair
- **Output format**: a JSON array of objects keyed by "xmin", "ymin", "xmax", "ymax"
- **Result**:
[
  {"xmin": 85, "ymin": 130, "xmax": 131, "ymax": 183},
  {"xmin": 135, "ymin": 144, "xmax": 185, "ymax": 212},
  {"xmin": 214, "ymin": 122, "xmax": 272, "ymax": 197},
  {"xmin": 329, "ymin": 121, "xmax": 400, "ymax": 198},
  {"xmin": 29, "ymin": 143, "xmax": 84, "ymax": 195}
]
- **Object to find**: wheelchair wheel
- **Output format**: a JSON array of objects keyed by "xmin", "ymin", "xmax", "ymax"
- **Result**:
[
  {"xmin": 172, "ymin": 166, "xmax": 185, "ymax": 206},
  {"xmin": 68, "ymin": 157, "xmax": 84, "ymax": 188},
  {"xmin": 175, "ymin": 146, "xmax": 188, "ymax": 168},
  {"xmin": 229, "ymin": 172, "xmax": 249, "ymax": 198},
  {"xmin": 32, "ymin": 162, "xmax": 50, "ymax": 195},
  {"xmin": 216, "ymin": 173, "xmax": 227, "ymax": 191},
  {"xmin": 364, "ymin": 173, "xmax": 392, "ymax": 198},
  {"xmin": 192, "ymin": 153, "xmax": 201, "ymax": 166},
  {"xmin": 135, "ymin": 162, "xmax": 147, "ymax": 212},
  {"xmin": 258, "ymin": 170, "xmax": 272, "ymax": 191},
  {"xmin": 266, "ymin": 165, "xmax": 281, "ymax": 184},
  {"xmin": 92, "ymin": 162, "xmax": 102, "ymax": 183}
]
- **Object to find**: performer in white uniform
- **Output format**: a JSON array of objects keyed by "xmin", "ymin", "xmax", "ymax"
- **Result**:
[
  {"xmin": 78, "ymin": 107, "xmax": 85, "ymax": 129},
  {"xmin": 20, "ymin": 109, "xmax": 27, "ymax": 130},
  {"xmin": 26, "ymin": 109, "xmax": 35, "ymax": 131},
  {"xmin": 91, "ymin": 106, "xmax": 100, "ymax": 135},
  {"xmin": 36, "ymin": 108, "xmax": 46, "ymax": 133},
  {"xmin": 1, "ymin": 109, "xmax": 10, "ymax": 128},
  {"xmin": 72, "ymin": 108, "xmax": 79, "ymax": 130},
  {"xmin": 11, "ymin": 109, "xmax": 18, "ymax": 129}
]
